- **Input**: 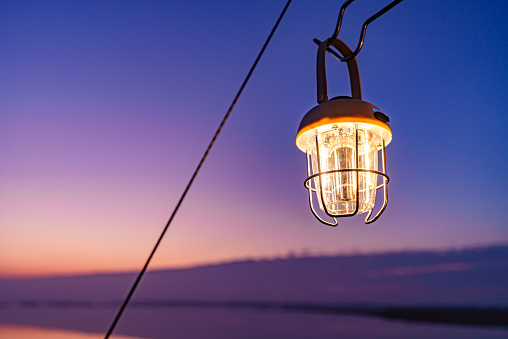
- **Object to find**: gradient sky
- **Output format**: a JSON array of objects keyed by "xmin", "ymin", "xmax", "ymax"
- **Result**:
[{"xmin": 1, "ymin": 0, "xmax": 507, "ymax": 277}]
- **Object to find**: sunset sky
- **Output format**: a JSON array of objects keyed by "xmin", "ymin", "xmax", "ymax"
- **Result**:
[{"xmin": 1, "ymin": 0, "xmax": 507, "ymax": 277}]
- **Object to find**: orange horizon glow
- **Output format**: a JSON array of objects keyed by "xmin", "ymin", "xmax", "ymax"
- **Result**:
[{"xmin": 2, "ymin": 239, "xmax": 506, "ymax": 278}]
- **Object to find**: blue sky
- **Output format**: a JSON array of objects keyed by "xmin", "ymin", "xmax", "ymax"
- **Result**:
[{"xmin": 1, "ymin": 0, "xmax": 507, "ymax": 276}]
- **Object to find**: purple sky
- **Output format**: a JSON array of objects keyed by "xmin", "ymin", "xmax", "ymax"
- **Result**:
[{"xmin": 1, "ymin": 0, "xmax": 508, "ymax": 276}]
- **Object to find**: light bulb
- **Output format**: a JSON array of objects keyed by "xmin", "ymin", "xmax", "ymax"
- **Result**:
[{"xmin": 307, "ymin": 124, "xmax": 378, "ymax": 215}]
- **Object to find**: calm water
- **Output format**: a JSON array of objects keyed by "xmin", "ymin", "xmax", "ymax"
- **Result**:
[{"xmin": 1, "ymin": 308, "xmax": 507, "ymax": 339}]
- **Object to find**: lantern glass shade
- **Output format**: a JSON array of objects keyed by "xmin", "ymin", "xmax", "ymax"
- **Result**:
[{"xmin": 307, "ymin": 124, "xmax": 379, "ymax": 215}]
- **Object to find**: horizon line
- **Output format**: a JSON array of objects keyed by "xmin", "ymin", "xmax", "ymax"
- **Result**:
[{"xmin": 2, "ymin": 241, "xmax": 507, "ymax": 280}]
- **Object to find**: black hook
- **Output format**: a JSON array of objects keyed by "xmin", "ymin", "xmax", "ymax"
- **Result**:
[{"xmin": 321, "ymin": 0, "xmax": 404, "ymax": 62}]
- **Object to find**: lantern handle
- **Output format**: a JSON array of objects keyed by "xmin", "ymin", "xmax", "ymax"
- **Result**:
[{"xmin": 317, "ymin": 38, "xmax": 362, "ymax": 103}]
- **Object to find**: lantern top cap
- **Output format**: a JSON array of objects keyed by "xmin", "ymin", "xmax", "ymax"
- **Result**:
[{"xmin": 296, "ymin": 98, "xmax": 392, "ymax": 152}]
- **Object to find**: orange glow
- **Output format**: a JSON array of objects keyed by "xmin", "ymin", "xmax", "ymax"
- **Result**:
[
  {"xmin": 0, "ymin": 325, "xmax": 141, "ymax": 339},
  {"xmin": 296, "ymin": 117, "xmax": 392, "ymax": 151}
]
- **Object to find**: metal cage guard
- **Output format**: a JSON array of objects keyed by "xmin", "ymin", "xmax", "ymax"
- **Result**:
[{"xmin": 304, "ymin": 127, "xmax": 389, "ymax": 226}]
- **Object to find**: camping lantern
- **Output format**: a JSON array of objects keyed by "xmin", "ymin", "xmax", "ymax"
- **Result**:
[{"xmin": 296, "ymin": 38, "xmax": 392, "ymax": 226}]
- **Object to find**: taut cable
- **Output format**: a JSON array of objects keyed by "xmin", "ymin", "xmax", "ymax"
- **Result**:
[{"xmin": 104, "ymin": 1, "xmax": 292, "ymax": 337}]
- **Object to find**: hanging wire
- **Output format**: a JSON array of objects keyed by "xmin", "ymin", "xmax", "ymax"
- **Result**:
[
  {"xmin": 318, "ymin": 0, "xmax": 404, "ymax": 61},
  {"xmin": 103, "ymin": 1, "xmax": 292, "ymax": 337}
]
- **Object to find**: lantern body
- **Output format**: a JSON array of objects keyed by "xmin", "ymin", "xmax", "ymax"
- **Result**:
[{"xmin": 296, "ymin": 98, "xmax": 391, "ymax": 225}]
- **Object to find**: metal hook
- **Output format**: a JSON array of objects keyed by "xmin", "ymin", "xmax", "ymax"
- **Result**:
[
  {"xmin": 319, "ymin": 0, "xmax": 404, "ymax": 62},
  {"xmin": 330, "ymin": 0, "xmax": 355, "ymax": 43}
]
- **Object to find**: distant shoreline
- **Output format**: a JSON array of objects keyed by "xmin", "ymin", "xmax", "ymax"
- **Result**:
[{"xmin": 2, "ymin": 299, "xmax": 508, "ymax": 328}]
